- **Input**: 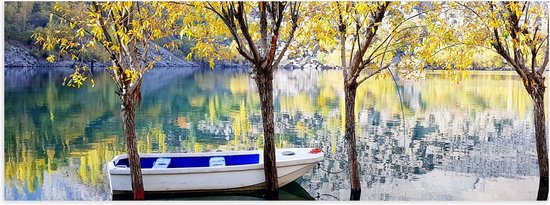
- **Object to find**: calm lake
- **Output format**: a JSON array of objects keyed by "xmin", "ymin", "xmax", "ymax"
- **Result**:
[{"xmin": 4, "ymin": 67, "xmax": 547, "ymax": 200}]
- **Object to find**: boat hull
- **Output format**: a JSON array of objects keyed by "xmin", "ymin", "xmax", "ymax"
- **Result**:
[{"xmin": 108, "ymin": 148, "xmax": 323, "ymax": 194}]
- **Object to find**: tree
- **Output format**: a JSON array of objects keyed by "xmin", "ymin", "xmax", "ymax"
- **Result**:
[
  {"xmin": 165, "ymin": 1, "xmax": 301, "ymax": 199},
  {"xmin": 304, "ymin": 2, "xmax": 415, "ymax": 200},
  {"xmin": 33, "ymin": 2, "xmax": 181, "ymax": 200},
  {"xmin": 304, "ymin": 2, "xmax": 479, "ymax": 200},
  {"xmin": 446, "ymin": 1, "xmax": 549, "ymax": 200},
  {"xmin": 332, "ymin": 3, "xmax": 392, "ymax": 200}
]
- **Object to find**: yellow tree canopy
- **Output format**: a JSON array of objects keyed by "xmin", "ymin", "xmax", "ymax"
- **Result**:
[
  {"xmin": 299, "ymin": 2, "xmax": 493, "ymax": 83},
  {"xmin": 34, "ymin": 2, "xmax": 182, "ymax": 89},
  {"xmin": 417, "ymin": 1, "xmax": 548, "ymax": 83},
  {"xmin": 164, "ymin": 2, "xmax": 302, "ymax": 71},
  {"xmin": 446, "ymin": 2, "xmax": 548, "ymax": 82}
]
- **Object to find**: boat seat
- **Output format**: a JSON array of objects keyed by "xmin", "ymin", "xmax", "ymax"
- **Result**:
[
  {"xmin": 152, "ymin": 158, "xmax": 171, "ymax": 168},
  {"xmin": 209, "ymin": 157, "xmax": 226, "ymax": 167}
]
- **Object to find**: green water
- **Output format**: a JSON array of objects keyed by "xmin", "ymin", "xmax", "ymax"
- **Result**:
[{"xmin": 4, "ymin": 67, "xmax": 546, "ymax": 200}]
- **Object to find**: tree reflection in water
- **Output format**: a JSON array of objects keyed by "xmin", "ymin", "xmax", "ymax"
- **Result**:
[{"xmin": 4, "ymin": 68, "xmax": 544, "ymax": 200}]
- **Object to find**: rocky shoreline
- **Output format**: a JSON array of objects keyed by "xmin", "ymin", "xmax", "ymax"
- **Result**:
[
  {"xmin": 4, "ymin": 42, "xmax": 252, "ymax": 70},
  {"xmin": 5, "ymin": 42, "xmax": 518, "ymax": 72}
]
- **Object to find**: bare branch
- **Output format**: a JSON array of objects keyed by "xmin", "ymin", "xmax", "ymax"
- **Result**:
[
  {"xmin": 91, "ymin": 2, "xmax": 124, "ymax": 85},
  {"xmin": 368, "ymin": 9, "xmax": 429, "ymax": 61},
  {"xmin": 456, "ymin": 2, "xmax": 492, "ymax": 32},
  {"xmin": 204, "ymin": 2, "xmax": 254, "ymax": 62},
  {"xmin": 357, "ymin": 63, "xmax": 391, "ymax": 85},
  {"xmin": 234, "ymin": 2, "xmax": 261, "ymax": 63},
  {"xmin": 259, "ymin": 2, "xmax": 268, "ymax": 56},
  {"xmin": 273, "ymin": 2, "xmax": 300, "ymax": 69},
  {"xmin": 337, "ymin": 2, "xmax": 347, "ymax": 69},
  {"xmin": 535, "ymin": 35, "xmax": 548, "ymax": 56},
  {"xmin": 349, "ymin": 34, "xmax": 356, "ymax": 67},
  {"xmin": 369, "ymin": 47, "xmax": 400, "ymax": 63},
  {"xmin": 366, "ymin": 25, "xmax": 424, "ymax": 65},
  {"xmin": 350, "ymin": 2, "xmax": 390, "ymax": 76},
  {"xmin": 539, "ymin": 34, "xmax": 549, "ymax": 75},
  {"xmin": 264, "ymin": 2, "xmax": 286, "ymax": 69}
]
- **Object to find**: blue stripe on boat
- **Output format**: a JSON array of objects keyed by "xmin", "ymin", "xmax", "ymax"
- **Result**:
[{"xmin": 115, "ymin": 154, "xmax": 260, "ymax": 168}]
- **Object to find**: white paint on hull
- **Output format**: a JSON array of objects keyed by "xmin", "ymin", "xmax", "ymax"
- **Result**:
[{"xmin": 108, "ymin": 148, "xmax": 323, "ymax": 193}]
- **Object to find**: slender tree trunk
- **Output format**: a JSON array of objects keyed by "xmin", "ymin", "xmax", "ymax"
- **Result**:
[
  {"xmin": 530, "ymin": 85, "xmax": 548, "ymax": 201},
  {"xmin": 255, "ymin": 67, "xmax": 279, "ymax": 200},
  {"xmin": 344, "ymin": 80, "xmax": 361, "ymax": 200},
  {"xmin": 340, "ymin": 30, "xmax": 346, "ymax": 69},
  {"xmin": 120, "ymin": 85, "xmax": 145, "ymax": 200}
]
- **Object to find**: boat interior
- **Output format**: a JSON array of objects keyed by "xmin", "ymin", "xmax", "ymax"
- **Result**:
[{"xmin": 114, "ymin": 154, "xmax": 260, "ymax": 169}]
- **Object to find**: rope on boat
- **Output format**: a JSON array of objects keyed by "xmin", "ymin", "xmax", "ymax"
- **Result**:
[
  {"xmin": 317, "ymin": 161, "xmax": 349, "ymax": 174},
  {"xmin": 313, "ymin": 156, "xmax": 347, "ymax": 201},
  {"xmin": 316, "ymin": 193, "xmax": 340, "ymax": 200}
]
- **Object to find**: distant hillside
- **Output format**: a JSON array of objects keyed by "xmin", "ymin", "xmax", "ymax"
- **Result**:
[{"xmin": 4, "ymin": 2, "xmax": 199, "ymax": 68}]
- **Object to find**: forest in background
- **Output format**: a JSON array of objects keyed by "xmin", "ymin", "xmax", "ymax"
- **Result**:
[
  {"xmin": 5, "ymin": 2, "xmax": 53, "ymax": 59},
  {"xmin": 4, "ymin": 2, "xmax": 194, "ymax": 63}
]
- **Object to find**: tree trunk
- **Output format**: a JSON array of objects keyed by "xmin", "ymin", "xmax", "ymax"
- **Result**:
[
  {"xmin": 339, "ymin": 30, "xmax": 346, "ymax": 69},
  {"xmin": 530, "ymin": 85, "xmax": 548, "ymax": 201},
  {"xmin": 120, "ymin": 86, "xmax": 145, "ymax": 200},
  {"xmin": 344, "ymin": 81, "xmax": 361, "ymax": 200},
  {"xmin": 255, "ymin": 67, "xmax": 279, "ymax": 200}
]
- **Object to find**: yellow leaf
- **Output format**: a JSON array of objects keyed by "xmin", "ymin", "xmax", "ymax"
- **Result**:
[
  {"xmin": 185, "ymin": 53, "xmax": 193, "ymax": 61},
  {"xmin": 209, "ymin": 59, "xmax": 215, "ymax": 69},
  {"xmin": 46, "ymin": 55, "xmax": 55, "ymax": 63},
  {"xmin": 357, "ymin": 4, "xmax": 367, "ymax": 14},
  {"xmin": 86, "ymin": 41, "xmax": 95, "ymax": 47}
]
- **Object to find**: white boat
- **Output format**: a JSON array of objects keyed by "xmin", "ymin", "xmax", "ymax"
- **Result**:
[{"xmin": 108, "ymin": 148, "xmax": 324, "ymax": 195}]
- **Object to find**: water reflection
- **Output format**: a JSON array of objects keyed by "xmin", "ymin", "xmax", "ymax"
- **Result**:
[
  {"xmin": 4, "ymin": 67, "xmax": 545, "ymax": 200},
  {"xmin": 112, "ymin": 181, "xmax": 314, "ymax": 200}
]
